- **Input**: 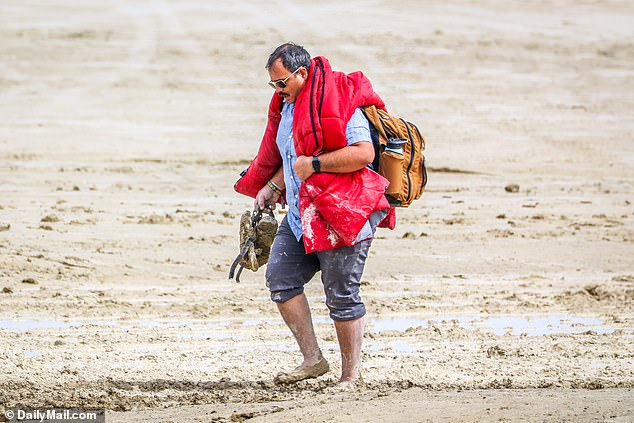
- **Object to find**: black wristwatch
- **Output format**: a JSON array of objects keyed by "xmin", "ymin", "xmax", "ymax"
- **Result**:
[{"xmin": 312, "ymin": 156, "xmax": 321, "ymax": 173}]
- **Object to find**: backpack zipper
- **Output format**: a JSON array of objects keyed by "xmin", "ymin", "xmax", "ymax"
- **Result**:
[
  {"xmin": 401, "ymin": 118, "xmax": 415, "ymax": 203},
  {"xmin": 413, "ymin": 124, "xmax": 427, "ymax": 192}
]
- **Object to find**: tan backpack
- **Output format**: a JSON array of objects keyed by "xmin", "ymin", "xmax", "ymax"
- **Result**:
[{"xmin": 362, "ymin": 105, "xmax": 428, "ymax": 207}]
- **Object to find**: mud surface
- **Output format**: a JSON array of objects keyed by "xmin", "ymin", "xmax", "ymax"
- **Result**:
[{"xmin": 1, "ymin": 0, "xmax": 633, "ymax": 422}]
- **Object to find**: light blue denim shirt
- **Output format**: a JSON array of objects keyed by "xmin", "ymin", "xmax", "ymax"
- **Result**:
[{"xmin": 276, "ymin": 102, "xmax": 385, "ymax": 242}]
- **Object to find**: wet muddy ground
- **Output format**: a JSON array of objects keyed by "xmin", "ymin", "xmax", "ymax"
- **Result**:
[{"xmin": 1, "ymin": 0, "xmax": 633, "ymax": 421}]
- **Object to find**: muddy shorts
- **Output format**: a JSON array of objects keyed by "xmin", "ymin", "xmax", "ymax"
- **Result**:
[{"xmin": 265, "ymin": 216, "xmax": 372, "ymax": 321}]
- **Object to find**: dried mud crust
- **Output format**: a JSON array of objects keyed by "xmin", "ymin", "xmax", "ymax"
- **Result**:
[
  {"xmin": 1, "ymin": 376, "xmax": 632, "ymax": 414},
  {"xmin": 238, "ymin": 210, "xmax": 278, "ymax": 271}
]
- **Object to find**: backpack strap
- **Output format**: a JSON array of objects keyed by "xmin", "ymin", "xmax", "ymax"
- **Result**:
[{"xmin": 362, "ymin": 105, "xmax": 388, "ymax": 143}]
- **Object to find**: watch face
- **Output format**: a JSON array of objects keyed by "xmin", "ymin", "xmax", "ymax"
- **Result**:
[{"xmin": 312, "ymin": 156, "xmax": 321, "ymax": 173}]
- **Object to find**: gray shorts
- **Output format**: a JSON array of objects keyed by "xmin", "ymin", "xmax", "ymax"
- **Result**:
[{"xmin": 265, "ymin": 216, "xmax": 372, "ymax": 321}]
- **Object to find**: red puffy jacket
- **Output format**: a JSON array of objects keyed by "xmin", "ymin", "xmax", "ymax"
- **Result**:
[{"xmin": 235, "ymin": 56, "xmax": 396, "ymax": 252}]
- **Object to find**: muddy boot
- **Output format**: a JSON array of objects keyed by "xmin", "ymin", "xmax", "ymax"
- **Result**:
[
  {"xmin": 273, "ymin": 357, "xmax": 330, "ymax": 384},
  {"xmin": 254, "ymin": 212, "xmax": 278, "ymax": 267},
  {"xmin": 238, "ymin": 210, "xmax": 259, "ymax": 271}
]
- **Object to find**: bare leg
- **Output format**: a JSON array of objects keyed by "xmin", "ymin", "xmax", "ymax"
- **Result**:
[
  {"xmin": 273, "ymin": 293, "xmax": 330, "ymax": 384},
  {"xmin": 276, "ymin": 293, "xmax": 323, "ymax": 367},
  {"xmin": 333, "ymin": 316, "xmax": 364, "ymax": 382}
]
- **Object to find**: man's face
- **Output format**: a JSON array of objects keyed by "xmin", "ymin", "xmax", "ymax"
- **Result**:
[{"xmin": 267, "ymin": 58, "xmax": 307, "ymax": 104}]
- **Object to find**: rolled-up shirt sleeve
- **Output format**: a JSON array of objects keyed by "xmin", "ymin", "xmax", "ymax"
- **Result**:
[{"xmin": 345, "ymin": 108, "xmax": 372, "ymax": 145}]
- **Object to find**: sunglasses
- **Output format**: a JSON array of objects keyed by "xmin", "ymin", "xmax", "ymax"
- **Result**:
[{"xmin": 268, "ymin": 67, "xmax": 302, "ymax": 89}]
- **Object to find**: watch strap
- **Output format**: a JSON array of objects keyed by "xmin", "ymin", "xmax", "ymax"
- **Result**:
[{"xmin": 312, "ymin": 156, "xmax": 321, "ymax": 173}]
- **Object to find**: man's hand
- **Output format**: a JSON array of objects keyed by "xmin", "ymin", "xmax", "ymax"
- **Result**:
[
  {"xmin": 293, "ymin": 155, "xmax": 315, "ymax": 181},
  {"xmin": 254, "ymin": 184, "xmax": 280, "ymax": 210}
]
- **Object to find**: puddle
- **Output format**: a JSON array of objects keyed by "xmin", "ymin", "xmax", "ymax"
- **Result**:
[
  {"xmin": 371, "ymin": 314, "xmax": 613, "ymax": 336},
  {"xmin": 243, "ymin": 316, "xmax": 330, "ymax": 326},
  {"xmin": 373, "ymin": 316, "xmax": 469, "ymax": 332},
  {"xmin": 24, "ymin": 351, "xmax": 43, "ymax": 358},
  {"xmin": 242, "ymin": 318, "xmax": 283, "ymax": 326},
  {"xmin": 367, "ymin": 341, "xmax": 417, "ymax": 353},
  {"xmin": 0, "ymin": 315, "xmax": 332, "ymax": 333},
  {"xmin": 476, "ymin": 315, "xmax": 609, "ymax": 336},
  {"xmin": 390, "ymin": 341, "xmax": 417, "ymax": 352},
  {"xmin": 3, "ymin": 315, "xmax": 612, "ymax": 340},
  {"xmin": 217, "ymin": 344, "xmax": 298, "ymax": 353},
  {"xmin": 1, "ymin": 319, "xmax": 235, "ymax": 332}
]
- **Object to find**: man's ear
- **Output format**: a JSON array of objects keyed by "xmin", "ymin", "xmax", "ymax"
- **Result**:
[{"xmin": 298, "ymin": 66, "xmax": 309, "ymax": 80}]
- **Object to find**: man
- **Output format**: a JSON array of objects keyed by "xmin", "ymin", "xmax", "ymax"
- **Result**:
[{"xmin": 234, "ymin": 42, "xmax": 394, "ymax": 385}]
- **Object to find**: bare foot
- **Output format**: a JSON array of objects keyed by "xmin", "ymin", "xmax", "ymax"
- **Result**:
[
  {"xmin": 326, "ymin": 376, "xmax": 366, "ymax": 393},
  {"xmin": 338, "ymin": 372, "xmax": 365, "ymax": 389}
]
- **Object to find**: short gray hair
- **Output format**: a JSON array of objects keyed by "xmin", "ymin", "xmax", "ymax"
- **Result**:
[{"xmin": 266, "ymin": 42, "xmax": 311, "ymax": 71}]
